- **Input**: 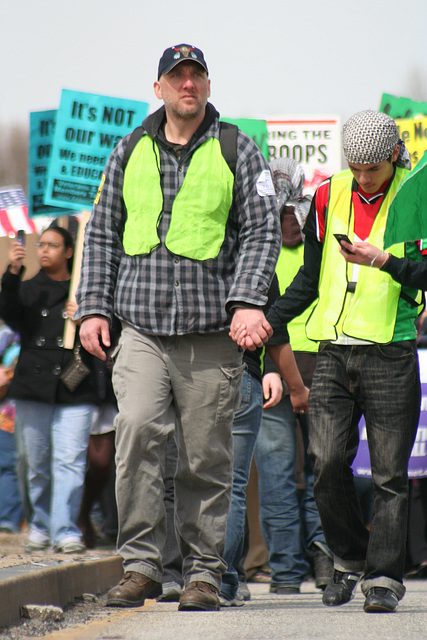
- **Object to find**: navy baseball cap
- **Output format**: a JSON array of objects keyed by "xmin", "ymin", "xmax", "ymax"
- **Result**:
[{"xmin": 157, "ymin": 44, "xmax": 208, "ymax": 79}]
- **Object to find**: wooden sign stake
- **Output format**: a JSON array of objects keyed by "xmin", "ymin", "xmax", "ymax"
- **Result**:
[{"xmin": 63, "ymin": 210, "xmax": 91, "ymax": 349}]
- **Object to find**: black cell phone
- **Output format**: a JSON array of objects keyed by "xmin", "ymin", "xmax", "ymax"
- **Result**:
[
  {"xmin": 333, "ymin": 233, "xmax": 355, "ymax": 255},
  {"xmin": 16, "ymin": 229, "xmax": 26, "ymax": 246}
]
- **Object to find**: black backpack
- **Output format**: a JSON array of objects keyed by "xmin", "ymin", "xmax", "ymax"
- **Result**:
[{"xmin": 121, "ymin": 121, "xmax": 238, "ymax": 175}]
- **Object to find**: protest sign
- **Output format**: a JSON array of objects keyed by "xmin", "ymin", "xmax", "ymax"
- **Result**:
[
  {"xmin": 221, "ymin": 118, "xmax": 269, "ymax": 159},
  {"xmin": 379, "ymin": 93, "xmax": 427, "ymax": 120},
  {"xmin": 353, "ymin": 349, "xmax": 427, "ymax": 478},
  {"xmin": 394, "ymin": 116, "xmax": 427, "ymax": 169},
  {"xmin": 28, "ymin": 110, "xmax": 75, "ymax": 217},
  {"xmin": 44, "ymin": 90, "xmax": 149, "ymax": 210},
  {"xmin": 266, "ymin": 116, "xmax": 341, "ymax": 194}
]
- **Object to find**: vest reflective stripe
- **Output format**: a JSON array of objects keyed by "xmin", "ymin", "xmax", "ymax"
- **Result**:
[
  {"xmin": 306, "ymin": 168, "xmax": 409, "ymax": 343},
  {"xmin": 122, "ymin": 135, "xmax": 234, "ymax": 260}
]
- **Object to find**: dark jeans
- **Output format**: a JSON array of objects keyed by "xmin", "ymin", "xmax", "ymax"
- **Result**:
[{"xmin": 308, "ymin": 340, "xmax": 420, "ymax": 600}]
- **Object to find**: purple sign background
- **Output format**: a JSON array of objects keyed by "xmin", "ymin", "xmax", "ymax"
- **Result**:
[{"xmin": 353, "ymin": 349, "xmax": 427, "ymax": 478}]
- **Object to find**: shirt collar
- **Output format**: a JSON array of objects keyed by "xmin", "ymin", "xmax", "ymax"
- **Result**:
[{"xmin": 353, "ymin": 176, "xmax": 393, "ymax": 205}]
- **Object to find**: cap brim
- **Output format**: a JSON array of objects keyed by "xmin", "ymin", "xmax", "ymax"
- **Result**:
[{"xmin": 159, "ymin": 58, "xmax": 208, "ymax": 78}]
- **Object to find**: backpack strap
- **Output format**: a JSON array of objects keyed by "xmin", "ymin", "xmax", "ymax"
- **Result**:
[
  {"xmin": 121, "ymin": 122, "xmax": 238, "ymax": 175},
  {"xmin": 400, "ymin": 289, "xmax": 423, "ymax": 308},
  {"xmin": 218, "ymin": 121, "xmax": 238, "ymax": 176},
  {"xmin": 121, "ymin": 125, "xmax": 145, "ymax": 171}
]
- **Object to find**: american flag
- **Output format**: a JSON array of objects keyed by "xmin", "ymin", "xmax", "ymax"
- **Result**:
[
  {"xmin": 0, "ymin": 185, "xmax": 51, "ymax": 237},
  {"xmin": 0, "ymin": 185, "xmax": 28, "ymax": 209}
]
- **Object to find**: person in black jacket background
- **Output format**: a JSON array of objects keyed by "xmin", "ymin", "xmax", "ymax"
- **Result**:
[{"xmin": 0, "ymin": 225, "xmax": 98, "ymax": 554}]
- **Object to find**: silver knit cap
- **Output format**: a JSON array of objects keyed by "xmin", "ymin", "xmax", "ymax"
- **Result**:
[
  {"xmin": 342, "ymin": 110, "xmax": 411, "ymax": 168},
  {"xmin": 269, "ymin": 158, "xmax": 311, "ymax": 231}
]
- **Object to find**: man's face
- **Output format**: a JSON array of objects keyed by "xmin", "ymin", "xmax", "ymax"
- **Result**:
[
  {"xmin": 154, "ymin": 61, "xmax": 210, "ymax": 120},
  {"xmin": 347, "ymin": 145, "xmax": 400, "ymax": 194}
]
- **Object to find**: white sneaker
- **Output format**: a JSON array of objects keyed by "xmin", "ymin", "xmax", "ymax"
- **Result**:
[
  {"xmin": 25, "ymin": 539, "xmax": 49, "ymax": 553},
  {"xmin": 25, "ymin": 529, "xmax": 50, "ymax": 552},
  {"xmin": 54, "ymin": 540, "xmax": 86, "ymax": 554},
  {"xmin": 219, "ymin": 594, "xmax": 245, "ymax": 607}
]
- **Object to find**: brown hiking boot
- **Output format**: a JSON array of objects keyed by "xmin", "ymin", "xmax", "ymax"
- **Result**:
[
  {"xmin": 106, "ymin": 571, "xmax": 162, "ymax": 607},
  {"xmin": 178, "ymin": 581, "xmax": 220, "ymax": 611}
]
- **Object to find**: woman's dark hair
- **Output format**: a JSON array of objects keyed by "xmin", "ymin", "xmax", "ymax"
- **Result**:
[{"xmin": 43, "ymin": 224, "xmax": 75, "ymax": 272}]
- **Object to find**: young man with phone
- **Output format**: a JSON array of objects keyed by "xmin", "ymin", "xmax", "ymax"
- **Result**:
[{"xmin": 232, "ymin": 110, "xmax": 427, "ymax": 613}]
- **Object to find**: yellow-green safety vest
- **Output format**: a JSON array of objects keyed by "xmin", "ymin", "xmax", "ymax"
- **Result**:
[
  {"xmin": 122, "ymin": 135, "xmax": 234, "ymax": 260},
  {"xmin": 306, "ymin": 167, "xmax": 421, "ymax": 343},
  {"xmin": 275, "ymin": 245, "xmax": 318, "ymax": 352}
]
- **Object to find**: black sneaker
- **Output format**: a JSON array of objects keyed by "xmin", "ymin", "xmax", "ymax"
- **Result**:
[
  {"xmin": 322, "ymin": 570, "xmax": 361, "ymax": 606},
  {"xmin": 311, "ymin": 545, "xmax": 334, "ymax": 590},
  {"xmin": 363, "ymin": 587, "xmax": 399, "ymax": 613}
]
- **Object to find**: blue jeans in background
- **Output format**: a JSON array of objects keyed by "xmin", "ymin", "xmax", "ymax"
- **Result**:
[
  {"xmin": 308, "ymin": 340, "xmax": 421, "ymax": 601},
  {"xmin": 220, "ymin": 370, "xmax": 263, "ymax": 602},
  {"xmin": 14, "ymin": 400, "xmax": 94, "ymax": 546},
  {"xmin": 255, "ymin": 395, "xmax": 327, "ymax": 589},
  {"xmin": 0, "ymin": 421, "xmax": 22, "ymax": 532}
]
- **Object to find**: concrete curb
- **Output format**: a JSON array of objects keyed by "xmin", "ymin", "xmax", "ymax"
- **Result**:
[{"xmin": 0, "ymin": 555, "xmax": 123, "ymax": 629}]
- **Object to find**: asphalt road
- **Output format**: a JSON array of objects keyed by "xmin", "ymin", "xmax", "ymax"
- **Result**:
[
  {"xmin": 2, "ymin": 575, "xmax": 427, "ymax": 639},
  {"xmin": 1, "ymin": 533, "xmax": 427, "ymax": 639}
]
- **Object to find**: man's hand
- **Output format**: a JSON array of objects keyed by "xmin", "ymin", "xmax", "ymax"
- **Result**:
[
  {"xmin": 266, "ymin": 343, "xmax": 309, "ymax": 414},
  {"xmin": 229, "ymin": 308, "xmax": 273, "ymax": 351},
  {"xmin": 229, "ymin": 322, "xmax": 248, "ymax": 349},
  {"xmin": 289, "ymin": 385, "xmax": 309, "ymax": 415},
  {"xmin": 79, "ymin": 316, "xmax": 111, "ymax": 361},
  {"xmin": 339, "ymin": 240, "xmax": 390, "ymax": 269},
  {"xmin": 262, "ymin": 372, "xmax": 283, "ymax": 409}
]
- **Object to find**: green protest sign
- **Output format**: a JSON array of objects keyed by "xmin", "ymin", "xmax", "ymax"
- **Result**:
[
  {"xmin": 379, "ymin": 93, "xmax": 427, "ymax": 119},
  {"xmin": 221, "ymin": 117, "xmax": 269, "ymax": 159}
]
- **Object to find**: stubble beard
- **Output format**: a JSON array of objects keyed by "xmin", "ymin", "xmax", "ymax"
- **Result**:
[{"xmin": 166, "ymin": 95, "xmax": 208, "ymax": 122}]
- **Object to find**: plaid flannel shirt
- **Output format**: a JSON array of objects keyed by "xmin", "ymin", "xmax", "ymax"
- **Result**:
[{"xmin": 75, "ymin": 107, "xmax": 281, "ymax": 335}]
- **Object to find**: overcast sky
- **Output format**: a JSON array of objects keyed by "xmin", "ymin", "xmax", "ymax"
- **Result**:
[{"xmin": 1, "ymin": 0, "xmax": 426, "ymax": 130}]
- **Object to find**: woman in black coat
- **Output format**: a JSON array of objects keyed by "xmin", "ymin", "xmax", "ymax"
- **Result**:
[{"xmin": 0, "ymin": 225, "xmax": 98, "ymax": 553}]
